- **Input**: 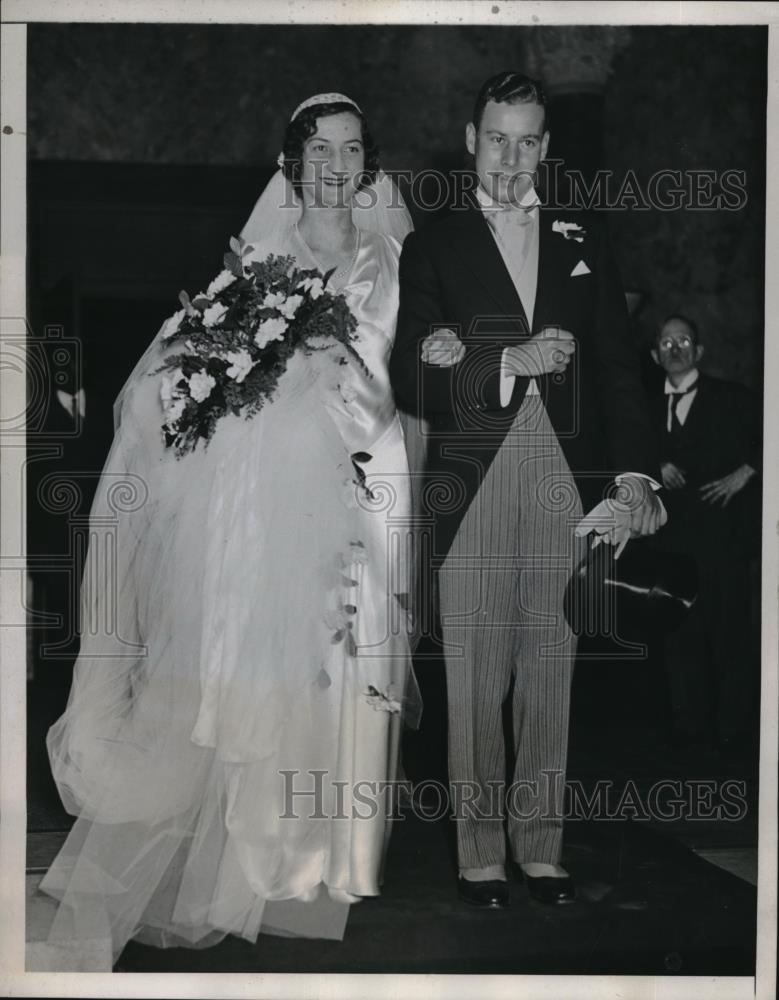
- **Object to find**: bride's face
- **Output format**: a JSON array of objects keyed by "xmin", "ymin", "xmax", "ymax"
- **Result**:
[{"xmin": 299, "ymin": 112, "xmax": 366, "ymax": 208}]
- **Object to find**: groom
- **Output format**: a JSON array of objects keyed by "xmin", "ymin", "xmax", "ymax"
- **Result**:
[{"xmin": 390, "ymin": 71, "xmax": 664, "ymax": 907}]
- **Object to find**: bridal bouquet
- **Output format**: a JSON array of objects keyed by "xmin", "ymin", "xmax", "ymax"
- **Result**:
[{"xmin": 155, "ymin": 237, "xmax": 361, "ymax": 457}]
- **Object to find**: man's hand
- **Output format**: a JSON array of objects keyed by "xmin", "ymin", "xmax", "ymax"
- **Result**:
[
  {"xmin": 661, "ymin": 461, "xmax": 686, "ymax": 490},
  {"xmin": 617, "ymin": 475, "xmax": 665, "ymax": 538},
  {"xmin": 699, "ymin": 463, "xmax": 756, "ymax": 507},
  {"xmin": 504, "ymin": 326, "xmax": 576, "ymax": 378},
  {"xmin": 575, "ymin": 475, "xmax": 666, "ymax": 558},
  {"xmin": 421, "ymin": 328, "xmax": 466, "ymax": 368}
]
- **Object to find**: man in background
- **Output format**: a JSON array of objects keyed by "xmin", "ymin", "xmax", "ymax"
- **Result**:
[{"xmin": 651, "ymin": 314, "xmax": 761, "ymax": 752}]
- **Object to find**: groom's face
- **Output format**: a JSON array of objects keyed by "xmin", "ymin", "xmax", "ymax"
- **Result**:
[{"xmin": 466, "ymin": 99, "xmax": 549, "ymax": 205}]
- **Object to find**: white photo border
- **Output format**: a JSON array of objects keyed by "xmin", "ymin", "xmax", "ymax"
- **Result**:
[{"xmin": 1, "ymin": 3, "xmax": 776, "ymax": 998}]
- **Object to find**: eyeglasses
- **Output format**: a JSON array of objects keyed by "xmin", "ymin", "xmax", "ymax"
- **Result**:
[{"xmin": 658, "ymin": 336, "xmax": 693, "ymax": 351}]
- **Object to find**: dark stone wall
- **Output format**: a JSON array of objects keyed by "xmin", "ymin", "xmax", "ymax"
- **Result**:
[
  {"xmin": 27, "ymin": 24, "xmax": 766, "ymax": 389},
  {"xmin": 602, "ymin": 26, "xmax": 766, "ymax": 389},
  {"xmin": 27, "ymin": 24, "xmax": 527, "ymax": 172}
]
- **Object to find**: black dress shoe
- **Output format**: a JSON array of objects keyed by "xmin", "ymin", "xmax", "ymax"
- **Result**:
[
  {"xmin": 520, "ymin": 872, "xmax": 576, "ymax": 905},
  {"xmin": 457, "ymin": 877, "xmax": 509, "ymax": 908}
]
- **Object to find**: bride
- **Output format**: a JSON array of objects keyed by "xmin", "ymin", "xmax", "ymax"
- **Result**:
[{"xmin": 39, "ymin": 93, "xmax": 418, "ymax": 963}]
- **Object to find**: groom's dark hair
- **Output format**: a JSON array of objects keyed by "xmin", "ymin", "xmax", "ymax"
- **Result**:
[{"xmin": 472, "ymin": 71, "xmax": 549, "ymax": 132}]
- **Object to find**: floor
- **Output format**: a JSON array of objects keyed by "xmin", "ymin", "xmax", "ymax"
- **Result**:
[
  {"xmin": 26, "ymin": 808, "xmax": 759, "ymax": 976},
  {"xmin": 25, "ymin": 646, "xmax": 762, "ymax": 975}
]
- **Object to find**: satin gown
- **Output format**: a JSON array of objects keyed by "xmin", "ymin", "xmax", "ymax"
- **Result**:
[{"xmin": 39, "ymin": 228, "xmax": 416, "ymax": 962}]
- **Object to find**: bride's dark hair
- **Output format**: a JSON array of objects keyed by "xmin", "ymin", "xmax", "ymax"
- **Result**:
[{"xmin": 281, "ymin": 101, "xmax": 380, "ymax": 195}]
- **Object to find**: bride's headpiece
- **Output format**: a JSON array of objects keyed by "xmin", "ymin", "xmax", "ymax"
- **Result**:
[
  {"xmin": 290, "ymin": 93, "xmax": 362, "ymax": 122},
  {"xmin": 278, "ymin": 93, "xmax": 363, "ymax": 167}
]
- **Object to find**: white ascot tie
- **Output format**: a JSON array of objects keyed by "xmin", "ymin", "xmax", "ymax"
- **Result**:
[
  {"xmin": 490, "ymin": 202, "xmax": 537, "ymax": 229},
  {"xmin": 476, "ymin": 184, "xmax": 542, "ymax": 404},
  {"xmin": 477, "ymin": 186, "xmax": 540, "ymax": 314}
]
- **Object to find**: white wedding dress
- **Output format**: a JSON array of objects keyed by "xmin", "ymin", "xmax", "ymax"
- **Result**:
[{"xmin": 39, "ymin": 223, "xmax": 418, "ymax": 963}]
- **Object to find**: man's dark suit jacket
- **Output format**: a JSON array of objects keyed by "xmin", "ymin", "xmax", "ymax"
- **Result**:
[
  {"xmin": 389, "ymin": 197, "xmax": 659, "ymax": 559},
  {"xmin": 652, "ymin": 372, "xmax": 761, "ymax": 558}
]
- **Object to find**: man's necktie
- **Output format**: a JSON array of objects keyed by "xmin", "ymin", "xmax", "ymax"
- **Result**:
[
  {"xmin": 490, "ymin": 204, "xmax": 536, "ymax": 229},
  {"xmin": 669, "ymin": 380, "xmax": 698, "ymax": 432},
  {"xmin": 487, "ymin": 205, "xmax": 537, "ymax": 283}
]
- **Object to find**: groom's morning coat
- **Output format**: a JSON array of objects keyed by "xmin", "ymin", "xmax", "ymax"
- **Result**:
[{"xmin": 390, "ymin": 196, "xmax": 659, "ymax": 561}]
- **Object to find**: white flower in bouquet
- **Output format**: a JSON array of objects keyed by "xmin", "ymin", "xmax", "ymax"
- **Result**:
[
  {"xmin": 299, "ymin": 276, "xmax": 324, "ymax": 300},
  {"xmin": 160, "ymin": 367, "xmax": 185, "ymax": 404},
  {"xmin": 262, "ymin": 290, "xmax": 286, "ymax": 309},
  {"xmin": 189, "ymin": 371, "xmax": 217, "ymax": 402},
  {"xmin": 225, "ymin": 348, "xmax": 254, "ymax": 384},
  {"xmin": 278, "ymin": 294, "xmax": 304, "ymax": 319},
  {"xmin": 161, "ymin": 309, "xmax": 186, "ymax": 338},
  {"xmin": 206, "ymin": 269, "xmax": 237, "ymax": 298},
  {"xmin": 202, "ymin": 302, "xmax": 228, "ymax": 328},
  {"xmin": 155, "ymin": 241, "xmax": 363, "ymax": 458},
  {"xmin": 163, "ymin": 396, "xmax": 187, "ymax": 429},
  {"xmin": 254, "ymin": 316, "xmax": 288, "ymax": 348}
]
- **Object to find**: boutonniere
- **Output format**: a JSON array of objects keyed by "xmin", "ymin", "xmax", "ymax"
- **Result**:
[{"xmin": 552, "ymin": 220, "xmax": 587, "ymax": 243}]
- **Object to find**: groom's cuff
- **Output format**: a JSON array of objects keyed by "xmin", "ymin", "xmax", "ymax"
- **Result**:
[
  {"xmin": 615, "ymin": 471, "xmax": 661, "ymax": 492},
  {"xmin": 500, "ymin": 348, "xmax": 538, "ymax": 407},
  {"xmin": 499, "ymin": 349, "xmax": 515, "ymax": 407}
]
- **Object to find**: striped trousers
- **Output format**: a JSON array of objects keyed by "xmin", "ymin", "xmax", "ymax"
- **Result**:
[{"xmin": 439, "ymin": 394, "xmax": 585, "ymax": 867}]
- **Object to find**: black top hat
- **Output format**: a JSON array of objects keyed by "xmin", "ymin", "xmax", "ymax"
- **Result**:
[{"xmin": 564, "ymin": 539, "xmax": 698, "ymax": 643}]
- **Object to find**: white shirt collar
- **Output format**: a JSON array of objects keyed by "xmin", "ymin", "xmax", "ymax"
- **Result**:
[
  {"xmin": 664, "ymin": 368, "xmax": 699, "ymax": 395},
  {"xmin": 475, "ymin": 182, "xmax": 540, "ymax": 214}
]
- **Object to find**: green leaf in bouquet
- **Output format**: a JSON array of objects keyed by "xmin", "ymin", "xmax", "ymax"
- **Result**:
[
  {"xmin": 224, "ymin": 251, "xmax": 244, "ymax": 278},
  {"xmin": 351, "ymin": 452, "xmax": 372, "ymax": 465},
  {"xmin": 191, "ymin": 296, "xmax": 211, "ymax": 311},
  {"xmin": 229, "ymin": 235, "xmax": 243, "ymax": 256},
  {"xmin": 331, "ymin": 630, "xmax": 345, "ymax": 644},
  {"xmin": 181, "ymin": 356, "xmax": 203, "ymax": 377},
  {"xmin": 152, "ymin": 352, "xmax": 184, "ymax": 374},
  {"xmin": 316, "ymin": 668, "xmax": 331, "ymax": 689},
  {"xmin": 179, "ymin": 289, "xmax": 196, "ymax": 315}
]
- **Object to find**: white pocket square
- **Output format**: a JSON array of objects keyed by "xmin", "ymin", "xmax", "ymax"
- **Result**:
[{"xmin": 570, "ymin": 260, "xmax": 591, "ymax": 277}]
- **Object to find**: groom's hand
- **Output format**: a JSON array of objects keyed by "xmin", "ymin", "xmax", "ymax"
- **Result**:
[
  {"xmin": 504, "ymin": 326, "xmax": 576, "ymax": 378},
  {"xmin": 576, "ymin": 475, "xmax": 666, "ymax": 558},
  {"xmin": 617, "ymin": 474, "xmax": 665, "ymax": 538},
  {"xmin": 421, "ymin": 328, "xmax": 466, "ymax": 367}
]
